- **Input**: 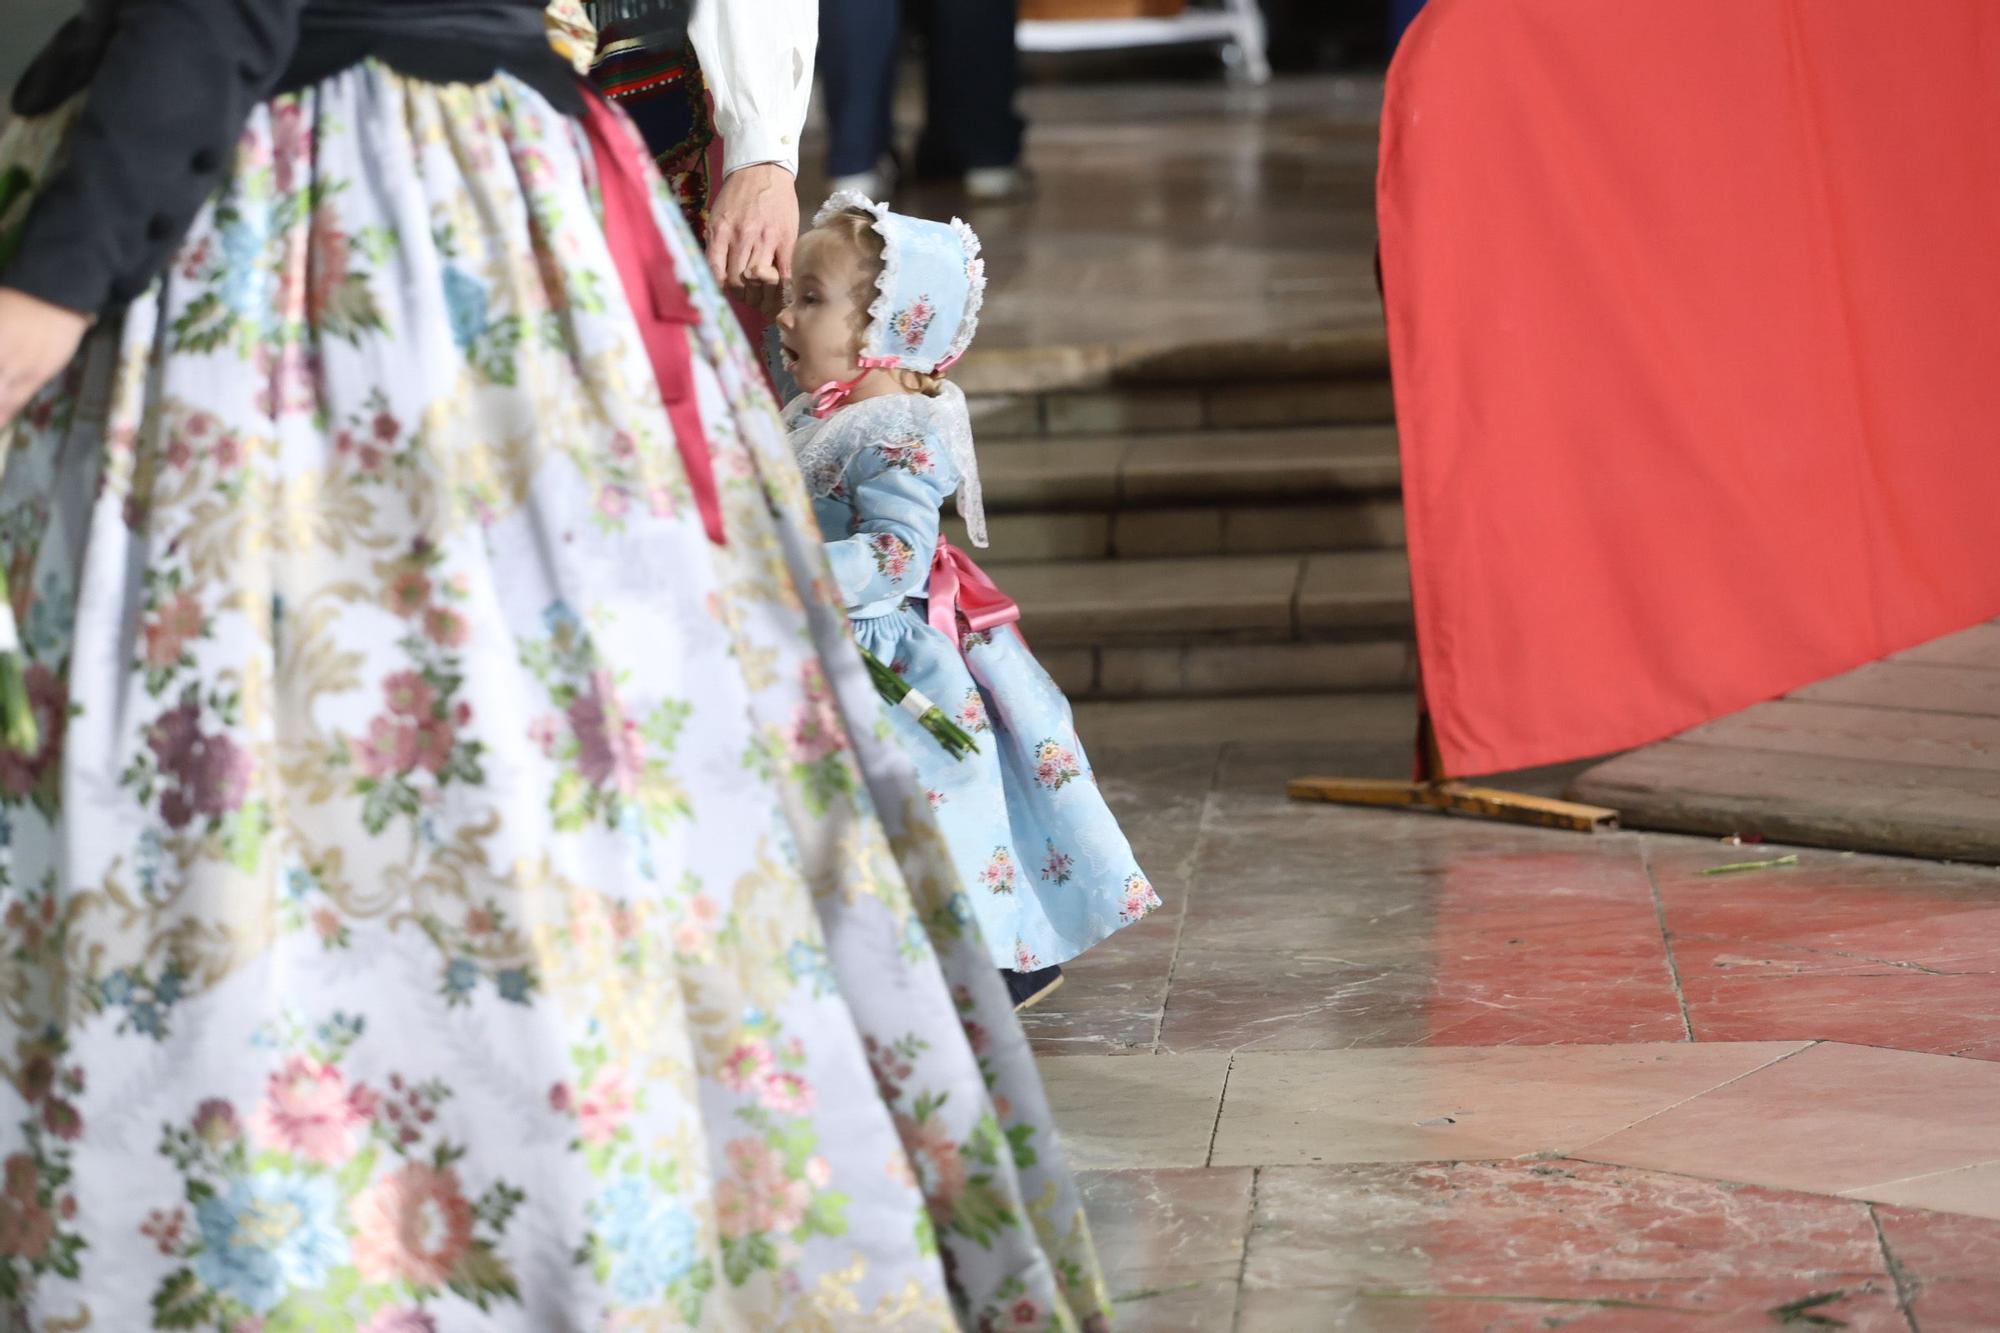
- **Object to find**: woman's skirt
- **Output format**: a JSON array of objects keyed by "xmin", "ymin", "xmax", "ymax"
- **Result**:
[{"xmin": 0, "ymin": 63, "xmax": 1110, "ymax": 1332}]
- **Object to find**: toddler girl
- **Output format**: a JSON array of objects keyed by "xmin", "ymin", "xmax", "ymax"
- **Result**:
[{"xmin": 779, "ymin": 193, "xmax": 1161, "ymax": 1009}]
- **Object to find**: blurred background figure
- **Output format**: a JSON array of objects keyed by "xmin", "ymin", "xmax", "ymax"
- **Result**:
[{"xmin": 820, "ymin": 0, "xmax": 1030, "ymax": 203}]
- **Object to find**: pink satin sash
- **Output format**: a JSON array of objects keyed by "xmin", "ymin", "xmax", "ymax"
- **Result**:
[
  {"xmin": 929, "ymin": 540, "xmax": 1026, "ymax": 649},
  {"xmin": 578, "ymin": 87, "xmax": 727, "ymax": 546}
]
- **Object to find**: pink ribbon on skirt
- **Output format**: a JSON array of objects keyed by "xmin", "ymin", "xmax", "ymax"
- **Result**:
[
  {"xmin": 577, "ymin": 86, "xmax": 727, "ymax": 546},
  {"xmin": 929, "ymin": 540, "xmax": 1027, "ymax": 648}
]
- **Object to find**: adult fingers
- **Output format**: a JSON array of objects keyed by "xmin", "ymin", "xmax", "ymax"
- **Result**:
[{"xmin": 707, "ymin": 216, "xmax": 738, "ymax": 288}]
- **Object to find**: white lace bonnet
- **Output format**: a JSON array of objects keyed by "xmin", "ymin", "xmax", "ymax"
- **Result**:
[{"xmin": 813, "ymin": 190, "xmax": 986, "ymax": 376}]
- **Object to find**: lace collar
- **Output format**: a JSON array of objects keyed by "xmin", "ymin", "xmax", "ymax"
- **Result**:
[{"xmin": 785, "ymin": 383, "xmax": 988, "ymax": 547}]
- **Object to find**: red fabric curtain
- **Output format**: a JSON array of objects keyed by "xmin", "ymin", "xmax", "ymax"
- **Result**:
[{"xmin": 1381, "ymin": 1, "xmax": 2000, "ymax": 777}]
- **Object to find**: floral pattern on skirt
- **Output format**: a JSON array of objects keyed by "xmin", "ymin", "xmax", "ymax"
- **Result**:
[{"xmin": 0, "ymin": 65, "xmax": 1109, "ymax": 1331}]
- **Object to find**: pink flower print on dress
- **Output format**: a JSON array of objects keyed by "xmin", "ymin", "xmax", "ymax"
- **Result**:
[
  {"xmin": 569, "ymin": 670, "xmax": 646, "ymax": 795},
  {"xmin": 351, "ymin": 1162, "xmax": 477, "ymax": 1286},
  {"xmin": 193, "ymin": 1099, "xmax": 241, "ymax": 1148},
  {"xmin": 1120, "ymin": 873, "xmax": 1161, "ymax": 924},
  {"xmin": 250, "ymin": 1056, "xmax": 377, "ymax": 1165},
  {"xmin": 144, "ymin": 697, "xmax": 254, "ymax": 828},
  {"xmin": 788, "ymin": 662, "xmax": 847, "ymax": 764},
  {"xmin": 423, "ymin": 605, "xmax": 470, "ymax": 648},
  {"xmin": 926, "ymin": 788, "xmax": 948, "ymax": 810},
  {"xmin": 141, "ymin": 1206, "xmax": 188, "ymax": 1257},
  {"xmin": 721, "ymin": 1041, "xmax": 776, "ymax": 1094},
  {"xmin": 141, "ymin": 592, "xmax": 205, "ymax": 670},
  {"xmin": 359, "ymin": 1310, "xmax": 439, "ymax": 1333},
  {"xmin": 890, "ymin": 297, "xmax": 936, "ymax": 352},
  {"xmin": 383, "ymin": 671, "xmax": 436, "ymax": 720},
  {"xmin": 577, "ymin": 1068, "xmax": 634, "ymax": 1146},
  {"xmin": 877, "ymin": 437, "xmax": 937, "ymax": 476},
  {"xmin": 1032, "ymin": 738, "xmax": 1083, "ymax": 791},
  {"xmin": 386, "ymin": 569, "xmax": 432, "ymax": 618},
  {"xmin": 1042, "ymin": 842, "xmax": 1075, "ymax": 886},
  {"xmin": 868, "ymin": 532, "xmax": 915, "ymax": 582},
  {"xmin": 892, "ymin": 1112, "xmax": 968, "ymax": 1229},
  {"xmin": 714, "ymin": 1138, "xmax": 811, "ymax": 1238},
  {"xmin": 760, "ymin": 1070, "xmax": 816, "ymax": 1115},
  {"xmin": 1014, "ymin": 942, "xmax": 1040, "ymax": 971},
  {"xmin": 0, "ymin": 1154, "xmax": 54, "ymax": 1263},
  {"xmin": 979, "ymin": 847, "xmax": 1018, "ymax": 895},
  {"xmin": 956, "ymin": 689, "xmax": 990, "ymax": 734}
]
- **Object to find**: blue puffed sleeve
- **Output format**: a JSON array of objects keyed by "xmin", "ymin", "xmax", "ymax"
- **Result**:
[{"xmin": 824, "ymin": 427, "xmax": 960, "ymax": 612}]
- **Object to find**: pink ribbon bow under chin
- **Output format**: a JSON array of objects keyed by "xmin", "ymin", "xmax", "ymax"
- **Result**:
[
  {"xmin": 812, "ymin": 357, "xmax": 903, "ymax": 418},
  {"xmin": 929, "ymin": 540, "xmax": 1026, "ymax": 647}
]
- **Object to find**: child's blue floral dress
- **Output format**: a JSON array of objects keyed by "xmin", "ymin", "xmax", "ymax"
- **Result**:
[{"xmin": 788, "ymin": 384, "xmax": 1161, "ymax": 970}]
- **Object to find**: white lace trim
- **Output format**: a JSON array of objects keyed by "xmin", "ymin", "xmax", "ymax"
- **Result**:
[
  {"xmin": 814, "ymin": 190, "xmax": 901, "ymax": 368},
  {"xmin": 945, "ymin": 214, "xmax": 985, "ymax": 368},
  {"xmin": 786, "ymin": 383, "xmax": 988, "ymax": 548}
]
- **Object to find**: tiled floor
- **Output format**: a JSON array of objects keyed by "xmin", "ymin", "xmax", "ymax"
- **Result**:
[{"xmin": 1051, "ymin": 698, "xmax": 2000, "ymax": 1330}]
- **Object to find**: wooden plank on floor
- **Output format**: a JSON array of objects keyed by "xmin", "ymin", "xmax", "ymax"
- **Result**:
[
  {"xmin": 1682, "ymin": 699, "xmax": 2000, "ymax": 774},
  {"xmin": 1791, "ymin": 662, "xmax": 2000, "ymax": 717},
  {"xmin": 1888, "ymin": 621, "xmax": 2000, "ymax": 672},
  {"xmin": 1570, "ymin": 741, "xmax": 2000, "ymax": 863}
]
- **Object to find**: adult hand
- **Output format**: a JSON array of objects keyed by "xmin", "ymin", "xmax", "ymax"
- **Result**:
[
  {"xmin": 708, "ymin": 162, "xmax": 798, "ymax": 319},
  {"xmin": 0, "ymin": 288, "xmax": 89, "ymax": 430}
]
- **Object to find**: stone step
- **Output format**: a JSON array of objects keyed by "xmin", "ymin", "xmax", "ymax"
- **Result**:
[
  {"xmin": 968, "ymin": 377, "xmax": 1396, "ymax": 437},
  {"xmin": 1041, "ymin": 639, "xmax": 1419, "ymax": 702},
  {"xmin": 991, "ymin": 550, "xmax": 1414, "ymax": 698},
  {"xmin": 941, "ymin": 426, "xmax": 1402, "ymax": 559},
  {"xmin": 976, "ymin": 425, "xmax": 1399, "ymax": 507},
  {"xmin": 944, "ymin": 498, "xmax": 1406, "ymax": 562},
  {"xmin": 954, "ymin": 327, "xmax": 1392, "ymax": 398}
]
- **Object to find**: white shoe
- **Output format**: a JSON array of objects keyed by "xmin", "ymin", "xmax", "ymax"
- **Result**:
[
  {"xmin": 964, "ymin": 165, "xmax": 1035, "ymax": 203},
  {"xmin": 828, "ymin": 160, "xmax": 896, "ymax": 202}
]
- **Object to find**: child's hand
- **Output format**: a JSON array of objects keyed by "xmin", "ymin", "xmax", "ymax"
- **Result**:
[
  {"xmin": 709, "ymin": 163, "xmax": 796, "ymax": 319},
  {"xmin": 0, "ymin": 288, "xmax": 89, "ymax": 429}
]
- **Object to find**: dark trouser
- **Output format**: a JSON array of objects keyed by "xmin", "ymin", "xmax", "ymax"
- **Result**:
[
  {"xmin": 1391, "ymin": 0, "xmax": 1429, "ymax": 45},
  {"xmin": 820, "ymin": 0, "xmax": 1024, "ymax": 178}
]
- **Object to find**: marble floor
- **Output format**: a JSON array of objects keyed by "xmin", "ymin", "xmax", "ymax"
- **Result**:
[
  {"xmin": 1050, "ymin": 697, "xmax": 2000, "ymax": 1331},
  {"xmin": 798, "ymin": 76, "xmax": 1388, "ymax": 366}
]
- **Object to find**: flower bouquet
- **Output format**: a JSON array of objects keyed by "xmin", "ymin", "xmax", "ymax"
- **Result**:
[{"xmin": 860, "ymin": 648, "xmax": 979, "ymax": 761}]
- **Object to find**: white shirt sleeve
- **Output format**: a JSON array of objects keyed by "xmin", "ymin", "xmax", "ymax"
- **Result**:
[{"xmin": 690, "ymin": 0, "xmax": 818, "ymax": 178}]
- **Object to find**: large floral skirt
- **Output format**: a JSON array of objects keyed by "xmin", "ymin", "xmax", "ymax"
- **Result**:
[{"xmin": 0, "ymin": 65, "xmax": 1109, "ymax": 1331}]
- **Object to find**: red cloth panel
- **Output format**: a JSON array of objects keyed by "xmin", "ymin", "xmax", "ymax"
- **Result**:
[{"xmin": 1380, "ymin": 0, "xmax": 2000, "ymax": 776}]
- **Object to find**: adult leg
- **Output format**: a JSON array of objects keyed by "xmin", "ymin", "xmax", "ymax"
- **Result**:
[
  {"xmin": 915, "ymin": 0, "xmax": 1025, "ymax": 175},
  {"xmin": 820, "ymin": 0, "xmax": 903, "ymax": 178}
]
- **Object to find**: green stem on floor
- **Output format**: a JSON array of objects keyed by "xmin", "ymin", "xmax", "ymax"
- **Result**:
[{"xmin": 1700, "ymin": 854, "xmax": 1800, "ymax": 876}]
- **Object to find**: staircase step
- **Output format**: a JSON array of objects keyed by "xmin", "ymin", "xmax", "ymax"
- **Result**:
[
  {"xmin": 954, "ymin": 328, "xmax": 1391, "ymax": 398},
  {"xmin": 968, "ymin": 379, "xmax": 1396, "ymax": 437},
  {"xmin": 1042, "ymin": 639, "xmax": 1419, "ymax": 701},
  {"xmin": 975, "ymin": 426, "xmax": 1400, "ymax": 511},
  {"xmin": 999, "ymin": 549, "xmax": 1412, "ymax": 648},
  {"xmin": 945, "ymin": 498, "xmax": 1405, "ymax": 562}
]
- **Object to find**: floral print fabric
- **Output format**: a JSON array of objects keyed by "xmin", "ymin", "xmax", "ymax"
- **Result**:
[
  {"xmin": 0, "ymin": 65, "xmax": 1109, "ymax": 1331},
  {"xmin": 786, "ymin": 398, "xmax": 1161, "ymax": 972}
]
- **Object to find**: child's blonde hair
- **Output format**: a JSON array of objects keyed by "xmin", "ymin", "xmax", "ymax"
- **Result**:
[{"xmin": 818, "ymin": 208, "xmax": 947, "ymax": 396}]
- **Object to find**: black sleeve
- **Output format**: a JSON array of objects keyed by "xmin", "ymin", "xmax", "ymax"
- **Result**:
[{"xmin": 1, "ymin": 0, "xmax": 310, "ymax": 315}]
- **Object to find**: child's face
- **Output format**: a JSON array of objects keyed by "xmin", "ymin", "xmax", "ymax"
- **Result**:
[{"xmin": 777, "ymin": 229, "xmax": 871, "ymax": 390}]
